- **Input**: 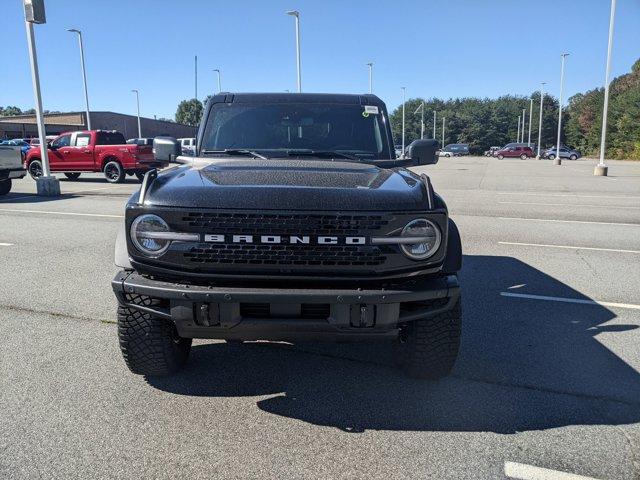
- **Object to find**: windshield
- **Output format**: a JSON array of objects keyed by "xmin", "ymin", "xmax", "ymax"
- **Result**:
[{"xmin": 201, "ymin": 103, "xmax": 392, "ymax": 159}]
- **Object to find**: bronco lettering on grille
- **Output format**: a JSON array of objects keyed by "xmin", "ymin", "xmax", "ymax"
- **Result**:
[{"xmin": 203, "ymin": 234, "xmax": 367, "ymax": 245}]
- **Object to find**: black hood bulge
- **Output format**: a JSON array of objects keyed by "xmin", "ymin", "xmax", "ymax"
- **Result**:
[{"xmin": 142, "ymin": 159, "xmax": 433, "ymax": 211}]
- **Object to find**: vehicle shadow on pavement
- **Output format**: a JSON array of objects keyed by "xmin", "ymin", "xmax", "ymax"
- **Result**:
[{"xmin": 147, "ymin": 255, "xmax": 640, "ymax": 433}]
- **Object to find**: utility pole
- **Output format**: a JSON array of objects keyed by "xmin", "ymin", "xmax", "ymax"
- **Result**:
[
  {"xmin": 286, "ymin": 10, "xmax": 302, "ymax": 93},
  {"xmin": 401, "ymin": 87, "xmax": 406, "ymax": 157},
  {"xmin": 528, "ymin": 98, "xmax": 533, "ymax": 146},
  {"xmin": 213, "ymin": 69, "xmax": 222, "ymax": 93},
  {"xmin": 595, "ymin": 0, "xmax": 617, "ymax": 177},
  {"xmin": 67, "ymin": 29, "xmax": 91, "ymax": 130},
  {"xmin": 131, "ymin": 89, "xmax": 141, "ymax": 138},
  {"xmin": 366, "ymin": 62, "xmax": 373, "ymax": 94},
  {"xmin": 23, "ymin": 0, "xmax": 59, "ymax": 196},
  {"xmin": 555, "ymin": 53, "xmax": 569, "ymax": 165},
  {"xmin": 536, "ymin": 82, "xmax": 546, "ymax": 159},
  {"xmin": 414, "ymin": 101, "xmax": 425, "ymax": 139}
]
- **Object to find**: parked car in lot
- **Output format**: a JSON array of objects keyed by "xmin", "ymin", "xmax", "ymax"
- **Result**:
[
  {"xmin": 112, "ymin": 92, "xmax": 462, "ymax": 380},
  {"xmin": 438, "ymin": 150, "xmax": 454, "ymax": 158},
  {"xmin": 484, "ymin": 146, "xmax": 501, "ymax": 157},
  {"xmin": 127, "ymin": 138, "xmax": 155, "ymax": 146},
  {"xmin": 24, "ymin": 130, "xmax": 167, "ymax": 183},
  {"xmin": 544, "ymin": 146, "xmax": 581, "ymax": 161},
  {"xmin": 29, "ymin": 135, "xmax": 57, "ymax": 147},
  {"xmin": 178, "ymin": 137, "xmax": 196, "ymax": 156},
  {"xmin": 442, "ymin": 143, "xmax": 470, "ymax": 156},
  {"xmin": 0, "ymin": 144, "xmax": 26, "ymax": 195},
  {"xmin": 495, "ymin": 145, "xmax": 534, "ymax": 159}
]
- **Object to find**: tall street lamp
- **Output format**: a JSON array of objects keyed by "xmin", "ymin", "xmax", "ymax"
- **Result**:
[
  {"xmin": 595, "ymin": 0, "xmax": 617, "ymax": 177},
  {"xmin": 23, "ymin": 0, "xmax": 59, "ymax": 195},
  {"xmin": 366, "ymin": 62, "xmax": 373, "ymax": 94},
  {"xmin": 554, "ymin": 53, "xmax": 569, "ymax": 165},
  {"xmin": 67, "ymin": 28, "xmax": 91, "ymax": 130},
  {"xmin": 286, "ymin": 10, "xmax": 301, "ymax": 93},
  {"xmin": 213, "ymin": 69, "xmax": 222, "ymax": 93},
  {"xmin": 522, "ymin": 108, "xmax": 526, "ymax": 143},
  {"xmin": 536, "ymin": 82, "xmax": 546, "ymax": 159},
  {"xmin": 131, "ymin": 89, "xmax": 141, "ymax": 138},
  {"xmin": 433, "ymin": 110, "xmax": 436, "ymax": 139},
  {"xmin": 517, "ymin": 115, "xmax": 520, "ymax": 142},
  {"xmin": 401, "ymin": 87, "xmax": 406, "ymax": 157},
  {"xmin": 528, "ymin": 98, "xmax": 533, "ymax": 146},
  {"xmin": 442, "ymin": 117, "xmax": 446, "ymax": 149},
  {"xmin": 414, "ymin": 101, "xmax": 425, "ymax": 139}
]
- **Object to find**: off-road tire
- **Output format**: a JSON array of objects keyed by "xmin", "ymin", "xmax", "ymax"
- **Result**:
[
  {"xmin": 117, "ymin": 294, "xmax": 192, "ymax": 376},
  {"xmin": 0, "ymin": 179, "xmax": 11, "ymax": 196},
  {"xmin": 104, "ymin": 160, "xmax": 125, "ymax": 183},
  {"xmin": 64, "ymin": 172, "xmax": 81, "ymax": 180},
  {"xmin": 395, "ymin": 298, "xmax": 462, "ymax": 380}
]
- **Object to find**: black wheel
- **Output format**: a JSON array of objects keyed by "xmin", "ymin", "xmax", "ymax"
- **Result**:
[
  {"xmin": 28, "ymin": 159, "xmax": 43, "ymax": 179},
  {"xmin": 497, "ymin": 154, "xmax": 504, "ymax": 160},
  {"xmin": 117, "ymin": 294, "xmax": 191, "ymax": 376},
  {"xmin": 569, "ymin": 154, "xmax": 577, "ymax": 160},
  {"xmin": 395, "ymin": 297, "xmax": 462, "ymax": 380},
  {"xmin": 0, "ymin": 179, "xmax": 11, "ymax": 196},
  {"xmin": 64, "ymin": 172, "xmax": 81, "ymax": 180},
  {"xmin": 548, "ymin": 154, "xmax": 555, "ymax": 160},
  {"xmin": 135, "ymin": 172, "xmax": 146, "ymax": 182},
  {"xmin": 104, "ymin": 160, "xmax": 125, "ymax": 183},
  {"xmin": 520, "ymin": 154, "xmax": 528, "ymax": 160}
]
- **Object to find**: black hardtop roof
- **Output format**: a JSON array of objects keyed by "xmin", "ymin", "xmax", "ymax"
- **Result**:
[{"xmin": 208, "ymin": 92, "xmax": 386, "ymax": 106}]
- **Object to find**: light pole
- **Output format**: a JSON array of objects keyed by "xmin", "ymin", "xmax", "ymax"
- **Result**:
[
  {"xmin": 442, "ymin": 117, "xmax": 446, "ymax": 148},
  {"xmin": 517, "ymin": 115, "xmax": 520, "ymax": 142},
  {"xmin": 286, "ymin": 10, "xmax": 301, "ymax": 93},
  {"xmin": 213, "ymin": 69, "xmax": 222, "ymax": 93},
  {"xmin": 23, "ymin": 0, "xmax": 59, "ymax": 195},
  {"xmin": 528, "ymin": 98, "xmax": 533, "ymax": 146},
  {"xmin": 536, "ymin": 82, "xmax": 546, "ymax": 159},
  {"xmin": 433, "ymin": 110, "xmax": 436, "ymax": 139},
  {"xmin": 67, "ymin": 28, "xmax": 91, "ymax": 130},
  {"xmin": 595, "ymin": 0, "xmax": 617, "ymax": 177},
  {"xmin": 131, "ymin": 89, "xmax": 141, "ymax": 138},
  {"xmin": 554, "ymin": 53, "xmax": 569, "ymax": 165},
  {"xmin": 401, "ymin": 87, "xmax": 406, "ymax": 157},
  {"xmin": 194, "ymin": 55, "xmax": 198, "ymax": 101},
  {"xmin": 414, "ymin": 101, "xmax": 425, "ymax": 139},
  {"xmin": 522, "ymin": 108, "xmax": 526, "ymax": 143},
  {"xmin": 366, "ymin": 62, "xmax": 373, "ymax": 94}
]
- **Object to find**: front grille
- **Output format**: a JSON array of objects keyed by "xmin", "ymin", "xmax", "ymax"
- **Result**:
[
  {"xmin": 184, "ymin": 243, "xmax": 386, "ymax": 267},
  {"xmin": 181, "ymin": 212, "xmax": 390, "ymax": 236}
]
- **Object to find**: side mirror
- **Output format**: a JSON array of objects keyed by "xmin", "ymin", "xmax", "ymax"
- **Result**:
[
  {"xmin": 153, "ymin": 136, "xmax": 181, "ymax": 162},
  {"xmin": 406, "ymin": 139, "xmax": 439, "ymax": 166}
]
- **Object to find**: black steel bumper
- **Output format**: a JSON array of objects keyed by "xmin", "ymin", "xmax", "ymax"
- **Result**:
[{"xmin": 112, "ymin": 271, "xmax": 460, "ymax": 341}]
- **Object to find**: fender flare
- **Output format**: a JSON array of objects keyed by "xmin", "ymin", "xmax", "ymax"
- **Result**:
[{"xmin": 442, "ymin": 218, "xmax": 462, "ymax": 274}]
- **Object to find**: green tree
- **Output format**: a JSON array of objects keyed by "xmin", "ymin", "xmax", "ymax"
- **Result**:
[
  {"xmin": 0, "ymin": 106, "xmax": 23, "ymax": 117},
  {"xmin": 175, "ymin": 99, "xmax": 203, "ymax": 126}
]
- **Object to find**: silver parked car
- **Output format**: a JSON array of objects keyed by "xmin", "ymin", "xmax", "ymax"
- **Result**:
[{"xmin": 545, "ymin": 146, "xmax": 581, "ymax": 161}]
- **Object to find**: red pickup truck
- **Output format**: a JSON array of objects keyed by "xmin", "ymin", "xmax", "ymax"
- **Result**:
[{"xmin": 24, "ymin": 130, "xmax": 166, "ymax": 183}]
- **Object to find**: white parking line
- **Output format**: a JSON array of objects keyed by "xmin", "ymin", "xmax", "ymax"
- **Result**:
[
  {"xmin": 0, "ymin": 208, "xmax": 122, "ymax": 218},
  {"xmin": 498, "ymin": 241, "xmax": 640, "ymax": 254},
  {"xmin": 0, "ymin": 242, "xmax": 13, "ymax": 246},
  {"xmin": 504, "ymin": 461, "xmax": 600, "ymax": 480},
  {"xmin": 496, "ymin": 192, "xmax": 640, "ymax": 200},
  {"xmin": 499, "ymin": 217, "xmax": 639, "ymax": 227},
  {"xmin": 500, "ymin": 201, "xmax": 640, "ymax": 210},
  {"xmin": 500, "ymin": 292, "xmax": 640, "ymax": 310}
]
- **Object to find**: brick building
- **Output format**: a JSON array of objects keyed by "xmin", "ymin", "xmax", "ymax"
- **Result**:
[{"xmin": 0, "ymin": 111, "xmax": 196, "ymax": 140}]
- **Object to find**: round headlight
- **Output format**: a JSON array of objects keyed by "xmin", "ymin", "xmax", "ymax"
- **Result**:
[
  {"xmin": 400, "ymin": 219, "xmax": 441, "ymax": 260},
  {"xmin": 130, "ymin": 214, "xmax": 171, "ymax": 257}
]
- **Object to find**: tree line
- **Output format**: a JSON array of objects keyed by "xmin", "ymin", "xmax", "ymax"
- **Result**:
[{"xmin": 390, "ymin": 58, "xmax": 639, "ymax": 159}]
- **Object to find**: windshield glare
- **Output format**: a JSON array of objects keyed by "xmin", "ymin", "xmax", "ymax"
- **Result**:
[{"xmin": 201, "ymin": 103, "xmax": 391, "ymax": 159}]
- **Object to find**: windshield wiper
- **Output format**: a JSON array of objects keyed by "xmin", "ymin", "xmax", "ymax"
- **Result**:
[
  {"xmin": 201, "ymin": 149, "xmax": 269, "ymax": 160},
  {"xmin": 285, "ymin": 149, "xmax": 361, "ymax": 161}
]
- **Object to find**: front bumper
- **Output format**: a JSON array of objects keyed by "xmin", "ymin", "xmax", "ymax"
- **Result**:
[{"xmin": 112, "ymin": 271, "xmax": 460, "ymax": 341}]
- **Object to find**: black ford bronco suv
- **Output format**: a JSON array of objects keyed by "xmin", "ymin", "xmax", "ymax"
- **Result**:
[{"xmin": 112, "ymin": 93, "xmax": 462, "ymax": 379}]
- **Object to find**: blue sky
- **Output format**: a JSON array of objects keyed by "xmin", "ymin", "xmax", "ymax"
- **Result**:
[{"xmin": 1, "ymin": 0, "xmax": 639, "ymax": 119}]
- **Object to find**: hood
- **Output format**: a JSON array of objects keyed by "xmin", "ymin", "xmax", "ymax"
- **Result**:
[{"xmin": 142, "ymin": 158, "xmax": 432, "ymax": 211}]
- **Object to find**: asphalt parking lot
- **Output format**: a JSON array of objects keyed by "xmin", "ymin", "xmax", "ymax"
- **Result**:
[{"xmin": 1, "ymin": 156, "xmax": 639, "ymax": 479}]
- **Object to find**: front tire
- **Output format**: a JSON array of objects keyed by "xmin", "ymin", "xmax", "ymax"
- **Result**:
[
  {"xmin": 117, "ymin": 294, "xmax": 191, "ymax": 376},
  {"xmin": 64, "ymin": 172, "xmax": 81, "ymax": 180},
  {"xmin": 548, "ymin": 154, "xmax": 556, "ymax": 160},
  {"xmin": 104, "ymin": 160, "xmax": 125, "ymax": 183},
  {"xmin": 520, "ymin": 153, "xmax": 528, "ymax": 160},
  {"xmin": 395, "ymin": 298, "xmax": 462, "ymax": 380},
  {"xmin": 0, "ymin": 179, "xmax": 11, "ymax": 196},
  {"xmin": 28, "ymin": 159, "xmax": 43, "ymax": 179},
  {"xmin": 497, "ymin": 154, "xmax": 504, "ymax": 159}
]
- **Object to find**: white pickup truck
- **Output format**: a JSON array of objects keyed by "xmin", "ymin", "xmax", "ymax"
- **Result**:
[{"xmin": 0, "ymin": 145, "xmax": 26, "ymax": 195}]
